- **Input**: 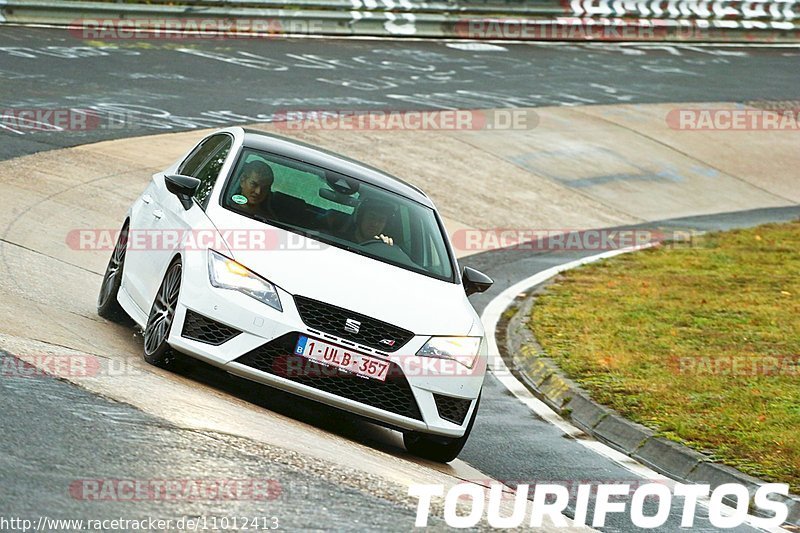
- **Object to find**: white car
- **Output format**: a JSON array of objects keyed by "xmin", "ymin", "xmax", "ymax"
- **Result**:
[{"xmin": 97, "ymin": 127, "xmax": 493, "ymax": 462}]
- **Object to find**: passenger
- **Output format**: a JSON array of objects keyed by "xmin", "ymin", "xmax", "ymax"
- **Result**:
[
  {"xmin": 236, "ymin": 160, "xmax": 276, "ymax": 219},
  {"xmin": 348, "ymin": 197, "xmax": 396, "ymax": 246}
]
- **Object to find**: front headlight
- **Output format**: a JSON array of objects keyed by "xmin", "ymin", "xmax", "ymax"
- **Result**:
[
  {"xmin": 207, "ymin": 249, "xmax": 282, "ymax": 311},
  {"xmin": 416, "ymin": 336, "xmax": 482, "ymax": 369}
]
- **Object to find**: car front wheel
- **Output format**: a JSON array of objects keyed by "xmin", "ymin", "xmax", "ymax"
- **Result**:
[
  {"xmin": 403, "ymin": 395, "xmax": 480, "ymax": 463},
  {"xmin": 97, "ymin": 221, "xmax": 129, "ymax": 323},
  {"xmin": 143, "ymin": 259, "xmax": 182, "ymax": 368}
]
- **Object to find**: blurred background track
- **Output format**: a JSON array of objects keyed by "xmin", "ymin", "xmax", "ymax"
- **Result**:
[{"xmin": 1, "ymin": 0, "xmax": 799, "ymax": 41}]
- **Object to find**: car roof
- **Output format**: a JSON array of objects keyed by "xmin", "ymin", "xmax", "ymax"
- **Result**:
[{"xmin": 241, "ymin": 128, "xmax": 433, "ymax": 208}]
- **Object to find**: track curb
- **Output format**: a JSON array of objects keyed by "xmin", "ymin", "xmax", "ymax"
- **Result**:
[{"xmin": 498, "ymin": 274, "xmax": 800, "ymax": 527}]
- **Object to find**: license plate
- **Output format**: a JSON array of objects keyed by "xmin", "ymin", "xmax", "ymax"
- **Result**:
[{"xmin": 294, "ymin": 335, "xmax": 389, "ymax": 382}]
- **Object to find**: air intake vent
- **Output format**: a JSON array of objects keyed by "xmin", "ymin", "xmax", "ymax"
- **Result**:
[
  {"xmin": 182, "ymin": 310, "xmax": 241, "ymax": 345},
  {"xmin": 433, "ymin": 394, "xmax": 472, "ymax": 425}
]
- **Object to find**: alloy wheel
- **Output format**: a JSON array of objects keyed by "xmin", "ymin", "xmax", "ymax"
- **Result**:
[{"xmin": 144, "ymin": 261, "xmax": 181, "ymax": 356}]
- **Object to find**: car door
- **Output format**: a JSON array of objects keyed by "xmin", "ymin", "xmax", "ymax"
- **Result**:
[
  {"xmin": 128, "ymin": 134, "xmax": 234, "ymax": 314},
  {"xmin": 120, "ymin": 179, "xmax": 160, "ymax": 313}
]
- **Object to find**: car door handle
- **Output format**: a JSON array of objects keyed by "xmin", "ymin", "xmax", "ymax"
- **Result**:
[
  {"xmin": 142, "ymin": 194, "xmax": 153, "ymax": 204},
  {"xmin": 152, "ymin": 209, "xmax": 164, "ymax": 220}
]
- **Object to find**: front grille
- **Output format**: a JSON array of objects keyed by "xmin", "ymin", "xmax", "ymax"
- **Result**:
[
  {"xmin": 433, "ymin": 394, "xmax": 472, "ymax": 425},
  {"xmin": 182, "ymin": 310, "xmax": 241, "ymax": 345},
  {"xmin": 293, "ymin": 295, "xmax": 414, "ymax": 352},
  {"xmin": 234, "ymin": 333, "xmax": 422, "ymax": 421}
]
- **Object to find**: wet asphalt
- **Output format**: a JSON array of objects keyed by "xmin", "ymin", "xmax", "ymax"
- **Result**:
[{"xmin": 0, "ymin": 350, "xmax": 454, "ymax": 531}]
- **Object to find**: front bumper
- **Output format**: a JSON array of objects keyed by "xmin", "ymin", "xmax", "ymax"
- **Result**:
[{"xmin": 166, "ymin": 254, "xmax": 486, "ymax": 438}]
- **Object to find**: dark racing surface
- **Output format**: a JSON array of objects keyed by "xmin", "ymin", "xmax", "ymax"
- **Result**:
[
  {"xmin": 1, "ymin": 26, "xmax": 799, "ymax": 159},
  {"xmin": 0, "ymin": 350, "xmax": 451, "ymax": 531}
]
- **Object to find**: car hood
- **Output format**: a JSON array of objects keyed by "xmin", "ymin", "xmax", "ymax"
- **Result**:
[{"xmin": 210, "ymin": 213, "xmax": 475, "ymax": 336}]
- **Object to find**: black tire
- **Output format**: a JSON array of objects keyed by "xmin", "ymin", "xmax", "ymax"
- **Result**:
[
  {"xmin": 404, "ymin": 394, "xmax": 481, "ymax": 463},
  {"xmin": 97, "ymin": 221, "xmax": 130, "ymax": 322},
  {"xmin": 143, "ymin": 259, "xmax": 182, "ymax": 368}
]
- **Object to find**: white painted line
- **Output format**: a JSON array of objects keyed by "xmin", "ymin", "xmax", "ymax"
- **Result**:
[
  {"xmin": 483, "ymin": 247, "xmax": 647, "ymax": 382},
  {"xmin": 480, "ymin": 246, "xmax": 791, "ymax": 532},
  {"xmin": 482, "ymin": 246, "xmax": 652, "ymax": 445},
  {"xmin": 446, "ymin": 42, "xmax": 508, "ymax": 52}
]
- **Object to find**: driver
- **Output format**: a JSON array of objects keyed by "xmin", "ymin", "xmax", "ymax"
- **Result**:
[
  {"xmin": 349, "ymin": 196, "xmax": 395, "ymax": 246},
  {"xmin": 237, "ymin": 160, "xmax": 276, "ymax": 218}
]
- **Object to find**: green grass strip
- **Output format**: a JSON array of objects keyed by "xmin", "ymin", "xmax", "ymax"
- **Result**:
[{"xmin": 529, "ymin": 220, "xmax": 800, "ymax": 492}]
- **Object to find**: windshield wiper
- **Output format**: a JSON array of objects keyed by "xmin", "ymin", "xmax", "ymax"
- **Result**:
[{"xmin": 250, "ymin": 214, "xmax": 272, "ymax": 225}]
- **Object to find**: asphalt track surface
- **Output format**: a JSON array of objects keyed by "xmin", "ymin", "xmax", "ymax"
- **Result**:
[
  {"xmin": 1, "ymin": 26, "xmax": 799, "ymax": 531},
  {"xmin": 0, "ymin": 350, "xmax": 452, "ymax": 531},
  {"xmin": 2, "ymin": 26, "xmax": 800, "ymax": 160}
]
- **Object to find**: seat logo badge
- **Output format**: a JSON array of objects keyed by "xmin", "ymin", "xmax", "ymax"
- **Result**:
[
  {"xmin": 380, "ymin": 339, "xmax": 396, "ymax": 347},
  {"xmin": 344, "ymin": 318, "xmax": 361, "ymax": 334}
]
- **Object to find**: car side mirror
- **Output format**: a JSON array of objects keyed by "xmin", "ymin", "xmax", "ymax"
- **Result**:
[
  {"xmin": 462, "ymin": 266, "xmax": 493, "ymax": 296},
  {"xmin": 165, "ymin": 174, "xmax": 200, "ymax": 210}
]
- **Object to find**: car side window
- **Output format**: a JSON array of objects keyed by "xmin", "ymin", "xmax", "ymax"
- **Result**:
[{"xmin": 178, "ymin": 134, "xmax": 232, "ymax": 209}]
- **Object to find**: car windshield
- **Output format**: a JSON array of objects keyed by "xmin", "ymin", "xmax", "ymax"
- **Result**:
[{"xmin": 220, "ymin": 148, "xmax": 455, "ymax": 282}]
